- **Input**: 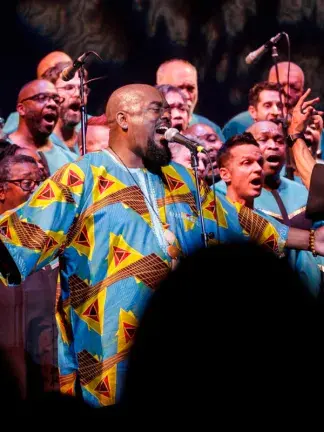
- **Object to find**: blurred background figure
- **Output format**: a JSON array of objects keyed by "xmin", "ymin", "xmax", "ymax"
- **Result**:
[
  {"xmin": 185, "ymin": 123, "xmax": 223, "ymax": 183},
  {"xmin": 156, "ymin": 59, "xmax": 225, "ymax": 141},
  {"xmin": 170, "ymin": 133, "xmax": 207, "ymax": 179},
  {"xmin": 41, "ymin": 60, "xmax": 89, "ymax": 156},
  {"xmin": 156, "ymin": 84, "xmax": 189, "ymax": 132},
  {"xmin": 78, "ymin": 114, "xmax": 109, "ymax": 153},
  {"xmin": 36, "ymin": 51, "xmax": 72, "ymax": 79}
]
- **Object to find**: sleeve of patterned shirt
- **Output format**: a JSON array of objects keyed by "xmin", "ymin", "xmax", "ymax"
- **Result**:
[
  {"xmin": 0, "ymin": 160, "xmax": 88, "ymax": 285},
  {"xmin": 199, "ymin": 181, "xmax": 289, "ymax": 257}
]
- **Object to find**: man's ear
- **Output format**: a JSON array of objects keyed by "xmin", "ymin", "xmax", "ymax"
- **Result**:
[
  {"xmin": 219, "ymin": 166, "xmax": 231, "ymax": 183},
  {"xmin": 116, "ymin": 111, "xmax": 128, "ymax": 131},
  {"xmin": 248, "ymin": 105, "xmax": 257, "ymax": 121},
  {"xmin": 16, "ymin": 102, "xmax": 26, "ymax": 117},
  {"xmin": 0, "ymin": 184, "xmax": 6, "ymax": 201}
]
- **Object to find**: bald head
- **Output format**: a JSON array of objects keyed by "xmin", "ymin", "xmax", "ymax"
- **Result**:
[
  {"xmin": 36, "ymin": 51, "xmax": 72, "ymax": 78},
  {"xmin": 156, "ymin": 59, "xmax": 198, "ymax": 114},
  {"xmin": 18, "ymin": 79, "xmax": 57, "ymax": 104},
  {"xmin": 268, "ymin": 62, "xmax": 304, "ymax": 108},
  {"xmin": 186, "ymin": 123, "xmax": 216, "ymax": 137},
  {"xmin": 106, "ymin": 84, "xmax": 162, "ymax": 126},
  {"xmin": 157, "ymin": 59, "xmax": 196, "ymax": 83},
  {"xmin": 105, "ymin": 83, "xmax": 171, "ymax": 167},
  {"xmin": 16, "ymin": 79, "xmax": 60, "ymax": 139},
  {"xmin": 247, "ymin": 120, "xmax": 282, "ymax": 137}
]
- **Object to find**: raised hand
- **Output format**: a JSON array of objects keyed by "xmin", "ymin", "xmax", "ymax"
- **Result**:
[{"xmin": 288, "ymin": 88, "xmax": 322, "ymax": 134}]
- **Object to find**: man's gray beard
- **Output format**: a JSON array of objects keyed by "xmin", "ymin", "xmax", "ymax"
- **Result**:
[{"xmin": 60, "ymin": 108, "xmax": 80, "ymax": 129}]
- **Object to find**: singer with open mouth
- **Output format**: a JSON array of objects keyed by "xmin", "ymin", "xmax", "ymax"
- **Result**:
[{"xmin": 1, "ymin": 84, "xmax": 324, "ymax": 408}]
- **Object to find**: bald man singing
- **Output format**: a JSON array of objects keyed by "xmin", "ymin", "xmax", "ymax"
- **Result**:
[
  {"xmin": 0, "ymin": 83, "xmax": 232, "ymax": 407},
  {"xmin": 7, "ymin": 79, "xmax": 78, "ymax": 173},
  {"xmin": 3, "ymin": 51, "xmax": 73, "ymax": 135},
  {"xmin": 2, "ymin": 83, "xmax": 324, "ymax": 408}
]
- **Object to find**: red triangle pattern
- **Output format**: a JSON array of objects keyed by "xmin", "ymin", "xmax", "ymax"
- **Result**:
[
  {"xmin": 95, "ymin": 375, "xmax": 110, "ymax": 398},
  {"xmin": 82, "ymin": 299, "xmax": 100, "ymax": 322},
  {"xmin": 264, "ymin": 233, "xmax": 278, "ymax": 251},
  {"xmin": 45, "ymin": 236, "xmax": 58, "ymax": 252},
  {"xmin": 66, "ymin": 387, "xmax": 74, "ymax": 396},
  {"xmin": 98, "ymin": 176, "xmax": 114, "ymax": 195},
  {"xmin": 67, "ymin": 170, "xmax": 83, "ymax": 187},
  {"xmin": 75, "ymin": 225, "xmax": 91, "ymax": 248},
  {"xmin": 37, "ymin": 183, "xmax": 55, "ymax": 200},
  {"xmin": 165, "ymin": 174, "xmax": 185, "ymax": 192},
  {"xmin": 0, "ymin": 220, "xmax": 11, "ymax": 239},
  {"xmin": 123, "ymin": 322, "xmax": 137, "ymax": 344},
  {"xmin": 113, "ymin": 246, "xmax": 131, "ymax": 267},
  {"xmin": 205, "ymin": 201, "xmax": 216, "ymax": 219}
]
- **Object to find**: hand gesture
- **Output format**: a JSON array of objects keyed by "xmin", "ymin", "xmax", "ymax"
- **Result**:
[{"xmin": 288, "ymin": 88, "xmax": 322, "ymax": 134}]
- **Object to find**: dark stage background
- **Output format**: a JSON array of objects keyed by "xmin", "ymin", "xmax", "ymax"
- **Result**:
[{"xmin": 1, "ymin": 0, "xmax": 324, "ymax": 127}]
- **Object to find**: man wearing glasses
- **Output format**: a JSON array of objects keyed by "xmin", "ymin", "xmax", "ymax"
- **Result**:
[
  {"xmin": 7, "ymin": 79, "xmax": 78, "ymax": 174},
  {"xmin": 42, "ymin": 61, "xmax": 91, "ymax": 157}
]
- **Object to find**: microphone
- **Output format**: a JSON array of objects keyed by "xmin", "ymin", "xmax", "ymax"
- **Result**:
[
  {"xmin": 164, "ymin": 128, "xmax": 206, "ymax": 154},
  {"xmin": 245, "ymin": 33, "xmax": 284, "ymax": 65},
  {"xmin": 61, "ymin": 52, "xmax": 91, "ymax": 81}
]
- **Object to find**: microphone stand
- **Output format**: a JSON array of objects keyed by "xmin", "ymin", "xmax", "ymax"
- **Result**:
[
  {"xmin": 271, "ymin": 45, "xmax": 294, "ymax": 180},
  {"xmin": 190, "ymin": 150, "xmax": 208, "ymax": 248},
  {"xmin": 78, "ymin": 63, "xmax": 88, "ymax": 156}
]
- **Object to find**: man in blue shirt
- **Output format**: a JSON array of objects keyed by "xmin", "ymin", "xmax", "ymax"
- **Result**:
[{"xmin": 222, "ymin": 62, "xmax": 305, "ymax": 140}]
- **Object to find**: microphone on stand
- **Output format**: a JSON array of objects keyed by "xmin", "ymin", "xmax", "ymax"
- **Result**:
[
  {"xmin": 61, "ymin": 52, "xmax": 91, "ymax": 81},
  {"xmin": 164, "ymin": 128, "xmax": 207, "ymax": 154},
  {"xmin": 245, "ymin": 33, "xmax": 284, "ymax": 65}
]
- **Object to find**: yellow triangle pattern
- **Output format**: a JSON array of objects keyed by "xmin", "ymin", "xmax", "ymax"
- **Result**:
[
  {"xmin": 91, "ymin": 165, "xmax": 127, "ymax": 202},
  {"xmin": 107, "ymin": 233, "xmax": 143, "ymax": 277},
  {"xmin": 71, "ymin": 214, "xmax": 95, "ymax": 260},
  {"xmin": 56, "ymin": 303, "xmax": 72, "ymax": 345},
  {"xmin": 85, "ymin": 364, "xmax": 117, "ymax": 406},
  {"xmin": 60, "ymin": 379, "xmax": 76, "ymax": 397},
  {"xmin": 29, "ymin": 179, "xmax": 70, "ymax": 209},
  {"xmin": 75, "ymin": 289, "xmax": 106, "ymax": 335},
  {"xmin": 0, "ymin": 216, "xmax": 22, "ymax": 247},
  {"xmin": 203, "ymin": 195, "xmax": 228, "ymax": 229},
  {"xmin": 36, "ymin": 229, "xmax": 66, "ymax": 267},
  {"xmin": 59, "ymin": 163, "xmax": 85, "ymax": 195},
  {"xmin": 116, "ymin": 309, "xmax": 139, "ymax": 353},
  {"xmin": 181, "ymin": 212, "xmax": 197, "ymax": 232},
  {"xmin": 161, "ymin": 165, "xmax": 191, "ymax": 197}
]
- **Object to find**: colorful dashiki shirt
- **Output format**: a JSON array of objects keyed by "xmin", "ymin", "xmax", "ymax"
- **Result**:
[{"xmin": 0, "ymin": 150, "xmax": 288, "ymax": 407}]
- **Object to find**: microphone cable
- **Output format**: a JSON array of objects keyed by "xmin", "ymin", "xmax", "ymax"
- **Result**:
[{"xmin": 282, "ymin": 32, "xmax": 291, "ymax": 127}]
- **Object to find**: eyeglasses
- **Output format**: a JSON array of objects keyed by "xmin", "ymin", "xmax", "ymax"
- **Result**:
[
  {"xmin": 1, "ymin": 179, "xmax": 41, "ymax": 192},
  {"xmin": 20, "ymin": 92, "xmax": 65, "ymax": 105},
  {"xmin": 56, "ymin": 84, "xmax": 91, "ymax": 96}
]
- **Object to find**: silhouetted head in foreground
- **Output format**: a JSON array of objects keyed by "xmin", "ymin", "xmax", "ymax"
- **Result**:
[{"xmin": 119, "ymin": 242, "xmax": 323, "ymax": 427}]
